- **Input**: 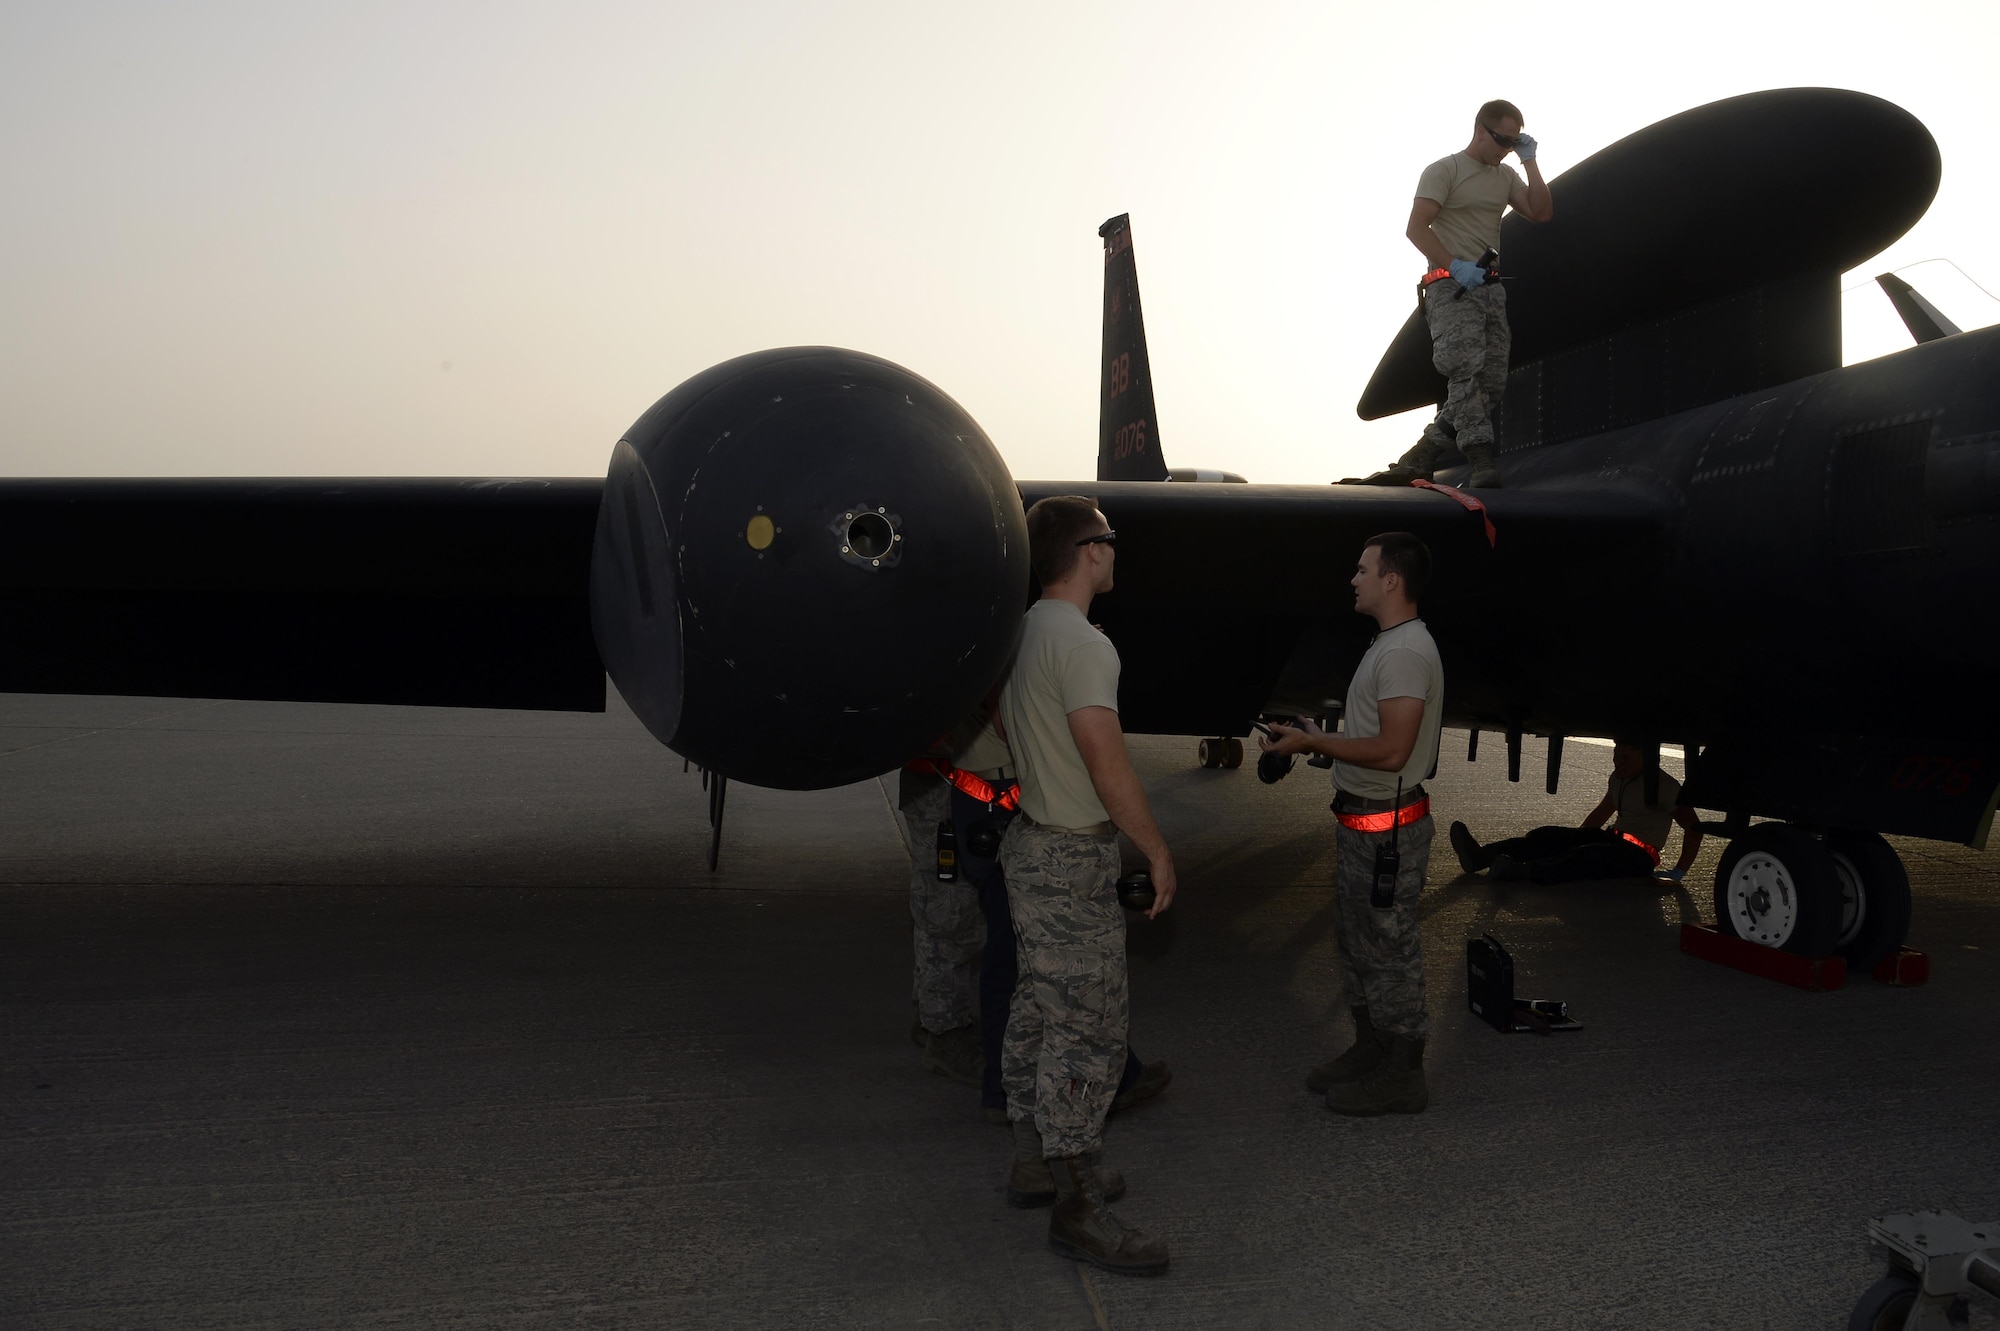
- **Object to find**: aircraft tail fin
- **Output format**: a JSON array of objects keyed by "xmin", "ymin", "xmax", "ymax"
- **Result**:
[
  {"xmin": 1098, "ymin": 214, "xmax": 1169, "ymax": 481},
  {"xmin": 1877, "ymin": 272, "xmax": 1961, "ymax": 343}
]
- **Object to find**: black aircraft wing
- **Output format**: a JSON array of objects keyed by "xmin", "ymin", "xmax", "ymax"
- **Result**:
[
  {"xmin": 0, "ymin": 464, "xmax": 1662, "ymax": 767},
  {"xmin": 0, "ymin": 478, "xmax": 606, "ymax": 712}
]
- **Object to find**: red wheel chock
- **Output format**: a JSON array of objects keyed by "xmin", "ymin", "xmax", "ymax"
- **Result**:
[
  {"xmin": 1678, "ymin": 924, "xmax": 1930, "ymax": 990},
  {"xmin": 1872, "ymin": 947, "xmax": 1931, "ymax": 987},
  {"xmin": 1679, "ymin": 923, "xmax": 1846, "ymax": 990}
]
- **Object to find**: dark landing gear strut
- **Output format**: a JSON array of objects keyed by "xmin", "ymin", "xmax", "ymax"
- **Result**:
[
  {"xmin": 1711, "ymin": 822, "xmax": 1912, "ymax": 970},
  {"xmin": 1196, "ymin": 737, "xmax": 1244, "ymax": 770}
]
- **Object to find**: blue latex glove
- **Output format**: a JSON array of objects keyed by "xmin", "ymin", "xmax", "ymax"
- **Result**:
[
  {"xmin": 1655, "ymin": 866, "xmax": 1686, "ymax": 883},
  {"xmin": 1448, "ymin": 258, "xmax": 1486, "ymax": 290},
  {"xmin": 1514, "ymin": 132, "xmax": 1537, "ymax": 161}
]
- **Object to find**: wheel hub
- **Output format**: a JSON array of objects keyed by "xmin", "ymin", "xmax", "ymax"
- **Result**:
[{"xmin": 1727, "ymin": 851, "xmax": 1798, "ymax": 946}]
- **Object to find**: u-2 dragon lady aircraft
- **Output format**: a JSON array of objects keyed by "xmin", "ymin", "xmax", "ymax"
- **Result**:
[{"xmin": 4, "ymin": 88, "xmax": 1994, "ymax": 976}]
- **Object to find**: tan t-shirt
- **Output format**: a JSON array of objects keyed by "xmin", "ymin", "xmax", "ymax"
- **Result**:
[
  {"xmin": 1608, "ymin": 770, "xmax": 1682, "ymax": 851},
  {"xmin": 1333, "ymin": 618, "xmax": 1444, "ymax": 801},
  {"xmin": 954, "ymin": 715, "xmax": 1012, "ymax": 780},
  {"xmin": 1415, "ymin": 152, "xmax": 1524, "ymax": 262},
  {"xmin": 999, "ymin": 598, "xmax": 1121, "ymax": 828}
]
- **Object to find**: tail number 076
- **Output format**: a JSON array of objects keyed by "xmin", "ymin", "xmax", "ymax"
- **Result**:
[
  {"xmin": 1112, "ymin": 418, "xmax": 1148, "ymax": 460},
  {"xmin": 1889, "ymin": 755, "xmax": 1984, "ymax": 798}
]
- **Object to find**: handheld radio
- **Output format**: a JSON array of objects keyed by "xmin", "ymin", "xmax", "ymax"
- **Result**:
[
  {"xmin": 934, "ymin": 818, "xmax": 958, "ymax": 881},
  {"xmin": 1370, "ymin": 778, "xmax": 1402, "ymax": 909}
]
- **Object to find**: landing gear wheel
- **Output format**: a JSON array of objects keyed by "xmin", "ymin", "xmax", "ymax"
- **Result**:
[
  {"xmin": 1196, "ymin": 738, "xmax": 1245, "ymax": 770},
  {"xmin": 1713, "ymin": 823, "xmax": 1842, "ymax": 957},
  {"xmin": 1827, "ymin": 831, "xmax": 1913, "ymax": 975},
  {"xmin": 1846, "ymin": 1272, "xmax": 1917, "ymax": 1331}
]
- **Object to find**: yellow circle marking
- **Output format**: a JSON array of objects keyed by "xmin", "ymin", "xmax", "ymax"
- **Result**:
[{"xmin": 745, "ymin": 514, "xmax": 775, "ymax": 551}]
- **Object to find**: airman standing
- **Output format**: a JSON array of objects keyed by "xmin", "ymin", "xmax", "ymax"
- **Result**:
[
  {"xmin": 1350, "ymin": 99, "xmax": 1553, "ymax": 489},
  {"xmin": 1261, "ymin": 532, "xmax": 1444, "ymax": 1115},
  {"xmin": 998, "ymin": 495, "xmax": 1175, "ymax": 1276}
]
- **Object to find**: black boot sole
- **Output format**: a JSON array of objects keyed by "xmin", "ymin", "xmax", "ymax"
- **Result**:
[
  {"xmin": 1048, "ymin": 1235, "xmax": 1168, "ymax": 1276},
  {"xmin": 1303, "ymin": 1063, "xmax": 1380, "ymax": 1095},
  {"xmin": 1325, "ymin": 1092, "xmax": 1429, "ymax": 1117},
  {"xmin": 1325, "ymin": 1101, "xmax": 1427, "ymax": 1117}
]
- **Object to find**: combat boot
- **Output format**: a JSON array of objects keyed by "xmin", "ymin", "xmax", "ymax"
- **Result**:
[
  {"xmin": 1109, "ymin": 1059, "xmax": 1173, "ymax": 1114},
  {"xmin": 1326, "ymin": 1034, "xmax": 1429, "ymax": 1116},
  {"xmin": 1462, "ymin": 439, "xmax": 1503, "ymax": 489},
  {"xmin": 1449, "ymin": 820, "xmax": 1493, "ymax": 874},
  {"xmin": 1046, "ymin": 1154, "xmax": 1168, "ymax": 1275},
  {"xmin": 1304, "ymin": 1007, "xmax": 1385, "ymax": 1093},
  {"xmin": 921, "ymin": 1023, "xmax": 984, "ymax": 1087},
  {"xmin": 1005, "ymin": 1118, "xmax": 1125, "ymax": 1208},
  {"xmin": 1344, "ymin": 463, "xmax": 1429, "ymax": 487},
  {"xmin": 1340, "ymin": 437, "xmax": 1438, "ymax": 487}
]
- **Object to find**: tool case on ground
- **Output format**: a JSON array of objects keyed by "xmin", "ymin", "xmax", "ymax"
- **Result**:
[{"xmin": 1466, "ymin": 932, "xmax": 1583, "ymax": 1034}]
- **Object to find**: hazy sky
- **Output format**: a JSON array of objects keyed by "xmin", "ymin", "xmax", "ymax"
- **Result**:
[{"xmin": 4, "ymin": 1, "xmax": 1997, "ymax": 484}]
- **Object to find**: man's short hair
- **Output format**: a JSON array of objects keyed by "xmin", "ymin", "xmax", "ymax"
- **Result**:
[
  {"xmin": 1026, "ymin": 495, "xmax": 1103, "ymax": 586},
  {"xmin": 1477, "ymin": 99, "xmax": 1524, "ymax": 128},
  {"xmin": 1365, "ymin": 531, "xmax": 1432, "ymax": 604}
]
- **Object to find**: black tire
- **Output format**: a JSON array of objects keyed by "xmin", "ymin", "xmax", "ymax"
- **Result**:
[
  {"xmin": 1826, "ymin": 831, "xmax": 1913, "ymax": 976},
  {"xmin": 1197, "ymin": 739, "xmax": 1220, "ymax": 769},
  {"xmin": 1223, "ymin": 738, "xmax": 1244, "ymax": 770},
  {"xmin": 1712, "ymin": 823, "xmax": 1842, "ymax": 957},
  {"xmin": 1847, "ymin": 1272, "xmax": 1917, "ymax": 1331}
]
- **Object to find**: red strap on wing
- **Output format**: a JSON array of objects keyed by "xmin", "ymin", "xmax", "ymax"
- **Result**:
[{"xmin": 1410, "ymin": 478, "xmax": 1497, "ymax": 548}]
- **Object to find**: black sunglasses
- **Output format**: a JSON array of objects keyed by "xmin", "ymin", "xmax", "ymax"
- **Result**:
[
  {"xmin": 1075, "ymin": 530, "xmax": 1117, "ymax": 547},
  {"xmin": 1483, "ymin": 124, "xmax": 1519, "ymax": 150}
]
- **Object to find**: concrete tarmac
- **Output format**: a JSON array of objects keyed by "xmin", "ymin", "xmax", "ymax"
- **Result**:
[{"xmin": 3, "ymin": 691, "xmax": 1998, "ymax": 1329}]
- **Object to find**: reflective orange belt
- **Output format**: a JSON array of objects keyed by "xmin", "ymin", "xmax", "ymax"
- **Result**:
[
  {"xmin": 1420, "ymin": 267, "xmax": 1452, "ymax": 287},
  {"xmin": 1617, "ymin": 829, "xmax": 1661, "ymax": 865},
  {"xmin": 904, "ymin": 757, "xmax": 1021, "ymax": 811},
  {"xmin": 1334, "ymin": 793, "xmax": 1431, "ymax": 832}
]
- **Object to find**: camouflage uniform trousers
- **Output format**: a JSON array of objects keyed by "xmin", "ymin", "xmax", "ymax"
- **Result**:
[
  {"xmin": 897, "ymin": 770, "xmax": 982, "ymax": 1034},
  {"xmin": 1402, "ymin": 280, "xmax": 1510, "ymax": 468},
  {"xmin": 998, "ymin": 818, "xmax": 1126, "ymax": 1159},
  {"xmin": 1332, "ymin": 813, "xmax": 1435, "ymax": 1040}
]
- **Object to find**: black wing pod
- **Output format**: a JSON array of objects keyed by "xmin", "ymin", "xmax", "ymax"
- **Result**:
[{"xmin": 590, "ymin": 347, "xmax": 1029, "ymax": 790}]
